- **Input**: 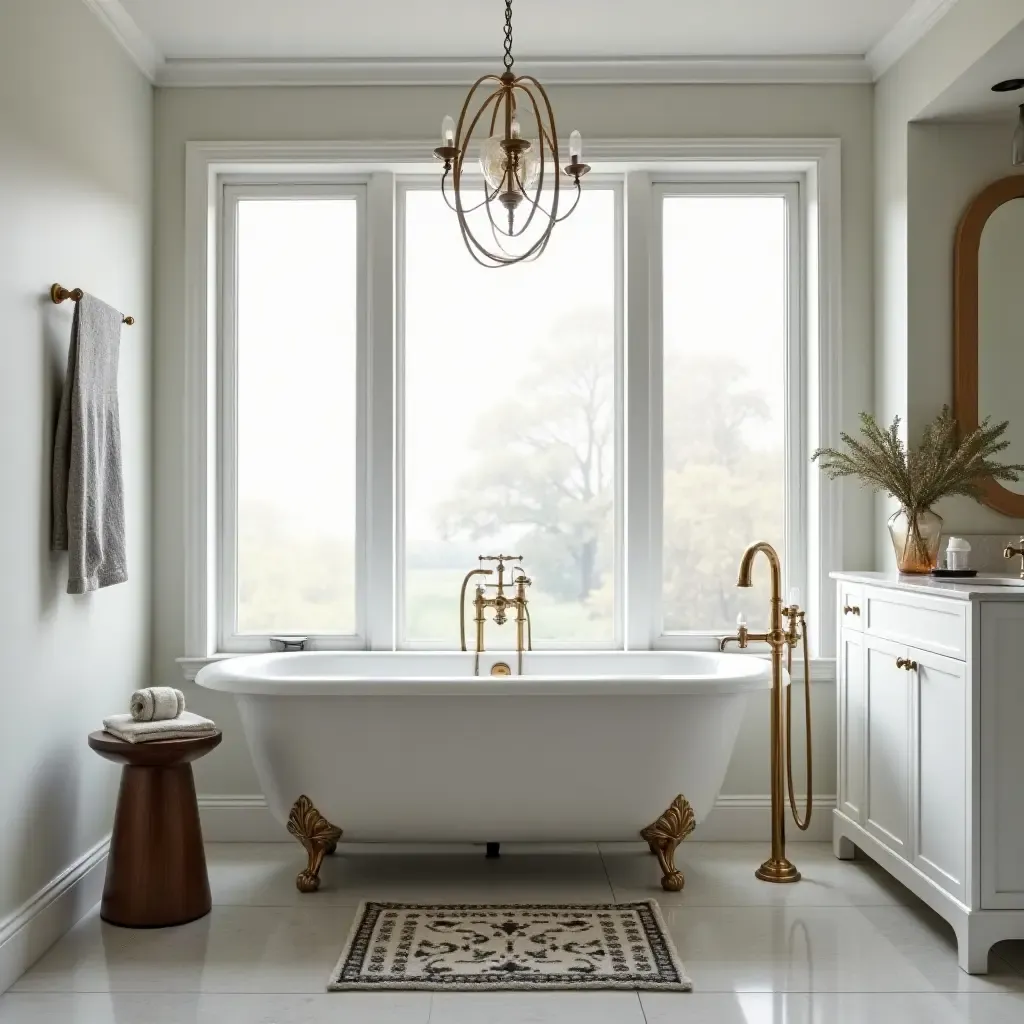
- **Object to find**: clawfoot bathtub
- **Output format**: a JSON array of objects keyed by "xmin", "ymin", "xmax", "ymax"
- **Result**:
[{"xmin": 196, "ymin": 650, "xmax": 772, "ymax": 892}]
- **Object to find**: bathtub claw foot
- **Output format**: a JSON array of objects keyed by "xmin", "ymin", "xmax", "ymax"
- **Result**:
[
  {"xmin": 641, "ymin": 795, "xmax": 696, "ymax": 893},
  {"xmin": 287, "ymin": 795, "xmax": 343, "ymax": 894}
]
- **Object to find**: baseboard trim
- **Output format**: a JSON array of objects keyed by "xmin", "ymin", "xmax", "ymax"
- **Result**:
[
  {"xmin": 0, "ymin": 836, "xmax": 109, "ymax": 994},
  {"xmin": 198, "ymin": 794, "xmax": 838, "ymax": 844},
  {"xmin": 694, "ymin": 794, "xmax": 836, "ymax": 842}
]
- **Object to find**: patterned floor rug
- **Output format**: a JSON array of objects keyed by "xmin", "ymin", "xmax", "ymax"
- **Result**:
[{"xmin": 328, "ymin": 901, "xmax": 692, "ymax": 991}]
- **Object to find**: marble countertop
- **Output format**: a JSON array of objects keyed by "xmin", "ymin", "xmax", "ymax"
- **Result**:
[{"xmin": 830, "ymin": 570, "xmax": 1024, "ymax": 601}]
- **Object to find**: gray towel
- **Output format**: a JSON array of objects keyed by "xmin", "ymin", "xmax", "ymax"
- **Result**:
[
  {"xmin": 130, "ymin": 687, "xmax": 186, "ymax": 722},
  {"xmin": 51, "ymin": 294, "xmax": 127, "ymax": 593}
]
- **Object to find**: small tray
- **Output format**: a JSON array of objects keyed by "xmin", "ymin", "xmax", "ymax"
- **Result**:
[{"xmin": 930, "ymin": 568, "xmax": 978, "ymax": 578}]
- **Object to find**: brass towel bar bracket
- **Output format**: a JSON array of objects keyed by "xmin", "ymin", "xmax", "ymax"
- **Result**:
[{"xmin": 51, "ymin": 284, "xmax": 135, "ymax": 326}]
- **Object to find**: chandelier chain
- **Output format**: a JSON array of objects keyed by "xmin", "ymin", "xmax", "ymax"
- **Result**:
[{"xmin": 503, "ymin": 0, "xmax": 514, "ymax": 70}]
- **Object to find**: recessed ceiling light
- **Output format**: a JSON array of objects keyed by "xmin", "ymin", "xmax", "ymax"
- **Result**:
[{"xmin": 992, "ymin": 79, "xmax": 1024, "ymax": 92}]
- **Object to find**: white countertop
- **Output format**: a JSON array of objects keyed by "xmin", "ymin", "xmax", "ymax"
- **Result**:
[{"xmin": 830, "ymin": 570, "xmax": 1024, "ymax": 601}]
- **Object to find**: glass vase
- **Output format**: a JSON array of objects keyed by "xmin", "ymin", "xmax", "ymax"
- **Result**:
[{"xmin": 888, "ymin": 507, "xmax": 943, "ymax": 574}]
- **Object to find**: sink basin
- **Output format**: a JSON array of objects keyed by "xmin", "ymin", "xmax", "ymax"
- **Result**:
[{"xmin": 960, "ymin": 576, "xmax": 1024, "ymax": 587}]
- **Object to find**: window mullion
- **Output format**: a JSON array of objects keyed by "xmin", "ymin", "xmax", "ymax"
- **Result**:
[
  {"xmin": 625, "ymin": 171, "xmax": 657, "ymax": 649},
  {"xmin": 365, "ymin": 172, "xmax": 397, "ymax": 649}
]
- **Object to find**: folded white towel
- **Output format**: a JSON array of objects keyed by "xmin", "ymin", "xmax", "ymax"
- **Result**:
[
  {"xmin": 130, "ymin": 687, "xmax": 186, "ymax": 722},
  {"xmin": 103, "ymin": 711, "xmax": 217, "ymax": 744}
]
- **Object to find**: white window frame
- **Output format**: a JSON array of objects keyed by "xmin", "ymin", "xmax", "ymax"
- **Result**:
[
  {"xmin": 218, "ymin": 181, "xmax": 370, "ymax": 652},
  {"xmin": 394, "ymin": 176, "xmax": 626, "ymax": 650},
  {"xmin": 180, "ymin": 139, "xmax": 842, "ymax": 677},
  {"xmin": 637, "ymin": 177, "xmax": 806, "ymax": 647}
]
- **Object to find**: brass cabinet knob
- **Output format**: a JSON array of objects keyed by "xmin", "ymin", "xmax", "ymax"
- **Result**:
[
  {"xmin": 896, "ymin": 657, "xmax": 907, "ymax": 669},
  {"xmin": 843, "ymin": 604, "xmax": 861, "ymax": 616}
]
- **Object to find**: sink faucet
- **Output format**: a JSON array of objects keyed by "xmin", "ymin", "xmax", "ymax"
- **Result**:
[
  {"xmin": 459, "ymin": 555, "xmax": 533, "ymax": 675},
  {"xmin": 1005, "ymin": 538, "xmax": 1024, "ymax": 579}
]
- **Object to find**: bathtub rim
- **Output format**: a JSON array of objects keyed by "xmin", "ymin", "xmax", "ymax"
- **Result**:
[{"xmin": 195, "ymin": 649, "xmax": 777, "ymax": 696}]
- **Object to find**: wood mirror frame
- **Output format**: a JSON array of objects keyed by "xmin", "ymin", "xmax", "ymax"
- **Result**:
[{"xmin": 954, "ymin": 175, "xmax": 1024, "ymax": 517}]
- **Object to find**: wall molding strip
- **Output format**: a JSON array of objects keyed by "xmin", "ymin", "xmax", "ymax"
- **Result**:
[
  {"xmin": 0, "ymin": 836, "xmax": 109, "ymax": 994},
  {"xmin": 867, "ymin": 0, "xmax": 961, "ymax": 78},
  {"xmin": 157, "ymin": 55, "xmax": 872, "ymax": 88},
  {"xmin": 80, "ymin": 0, "xmax": 161, "ymax": 81}
]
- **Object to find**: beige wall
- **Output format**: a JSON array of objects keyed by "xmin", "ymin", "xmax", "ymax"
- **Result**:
[
  {"xmin": 873, "ymin": 0, "xmax": 1024, "ymax": 564},
  {"xmin": 0, "ymin": 0, "xmax": 152, "ymax": 958},
  {"xmin": 907, "ymin": 122, "xmax": 1024, "ymax": 533},
  {"xmin": 153, "ymin": 82, "xmax": 873, "ymax": 812}
]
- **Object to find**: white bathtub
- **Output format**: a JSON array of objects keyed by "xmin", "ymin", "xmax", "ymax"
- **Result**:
[{"xmin": 196, "ymin": 650, "xmax": 772, "ymax": 847}]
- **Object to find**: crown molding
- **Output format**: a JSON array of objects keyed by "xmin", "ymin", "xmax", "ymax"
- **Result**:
[
  {"xmin": 867, "ymin": 0, "xmax": 960, "ymax": 78},
  {"xmin": 156, "ymin": 54, "xmax": 873, "ymax": 88},
  {"xmin": 80, "ymin": 0, "xmax": 161, "ymax": 81}
]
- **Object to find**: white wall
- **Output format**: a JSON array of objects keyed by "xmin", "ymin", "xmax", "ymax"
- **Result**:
[
  {"xmin": 0, "ymin": 0, "xmax": 152, "ymax": 981},
  {"xmin": 873, "ymin": 0, "xmax": 1024, "ymax": 564},
  {"xmin": 152, "ymin": 82, "xmax": 873, "ymax": 831},
  {"xmin": 907, "ymin": 122, "xmax": 1024, "ymax": 533}
]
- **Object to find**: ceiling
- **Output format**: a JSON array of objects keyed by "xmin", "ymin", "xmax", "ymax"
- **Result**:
[
  {"xmin": 87, "ymin": 1, "xmax": 965, "ymax": 85},
  {"xmin": 119, "ymin": 0, "xmax": 919, "ymax": 61},
  {"xmin": 921, "ymin": 21, "xmax": 1024, "ymax": 120}
]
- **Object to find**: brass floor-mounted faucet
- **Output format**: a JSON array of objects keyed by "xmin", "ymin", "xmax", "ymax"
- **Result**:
[
  {"xmin": 459, "ymin": 555, "xmax": 533, "ymax": 675},
  {"xmin": 720, "ymin": 541, "xmax": 813, "ymax": 883}
]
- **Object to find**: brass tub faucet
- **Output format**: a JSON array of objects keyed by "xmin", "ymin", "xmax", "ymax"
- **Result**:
[
  {"xmin": 459, "ymin": 555, "xmax": 533, "ymax": 675},
  {"xmin": 720, "ymin": 541, "xmax": 813, "ymax": 884}
]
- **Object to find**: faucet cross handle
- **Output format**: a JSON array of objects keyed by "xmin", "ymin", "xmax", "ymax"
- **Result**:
[{"xmin": 1004, "ymin": 537, "xmax": 1024, "ymax": 578}]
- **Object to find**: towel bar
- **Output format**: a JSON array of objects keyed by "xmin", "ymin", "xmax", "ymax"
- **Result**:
[{"xmin": 51, "ymin": 283, "xmax": 134, "ymax": 326}]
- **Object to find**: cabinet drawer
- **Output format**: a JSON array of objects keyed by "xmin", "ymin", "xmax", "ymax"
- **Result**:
[
  {"xmin": 839, "ymin": 582, "xmax": 864, "ymax": 630},
  {"xmin": 864, "ymin": 588, "xmax": 966, "ymax": 661}
]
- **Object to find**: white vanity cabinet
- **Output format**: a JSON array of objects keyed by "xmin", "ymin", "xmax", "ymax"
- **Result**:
[{"xmin": 832, "ymin": 572, "xmax": 1024, "ymax": 973}]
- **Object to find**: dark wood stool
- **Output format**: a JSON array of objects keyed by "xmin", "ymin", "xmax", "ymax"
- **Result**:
[{"xmin": 88, "ymin": 730, "xmax": 222, "ymax": 928}]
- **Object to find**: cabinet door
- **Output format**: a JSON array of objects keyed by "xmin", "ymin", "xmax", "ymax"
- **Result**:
[
  {"xmin": 838, "ymin": 629, "xmax": 867, "ymax": 824},
  {"xmin": 864, "ymin": 636, "xmax": 912, "ymax": 855},
  {"xmin": 912, "ymin": 647, "xmax": 967, "ymax": 901}
]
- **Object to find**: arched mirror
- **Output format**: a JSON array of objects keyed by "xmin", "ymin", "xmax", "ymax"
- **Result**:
[{"xmin": 954, "ymin": 176, "xmax": 1024, "ymax": 516}]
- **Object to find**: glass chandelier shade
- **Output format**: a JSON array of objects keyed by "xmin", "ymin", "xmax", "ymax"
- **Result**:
[{"xmin": 431, "ymin": 0, "xmax": 590, "ymax": 267}]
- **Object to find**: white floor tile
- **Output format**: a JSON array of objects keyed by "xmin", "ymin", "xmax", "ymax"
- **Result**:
[
  {"xmin": 9, "ymin": 841, "xmax": 1024, "ymax": 1024},
  {"xmin": 639, "ymin": 992, "xmax": 1024, "ymax": 1024},
  {"xmin": 11, "ymin": 905, "xmax": 356, "ymax": 994},
  {"xmin": 207, "ymin": 843, "xmax": 613, "ymax": 906},
  {"xmin": 600, "ymin": 841, "xmax": 914, "ymax": 907},
  {"xmin": 657, "ymin": 903, "xmax": 1024, "ymax": 993},
  {"xmin": 0, "ymin": 992, "xmax": 431, "ymax": 1024},
  {"xmin": 427, "ymin": 991, "xmax": 646, "ymax": 1023}
]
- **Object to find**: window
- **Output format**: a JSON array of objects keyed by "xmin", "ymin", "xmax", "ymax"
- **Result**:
[
  {"xmin": 400, "ymin": 185, "xmax": 621, "ymax": 646},
  {"xmin": 656, "ymin": 186, "xmax": 800, "ymax": 634},
  {"xmin": 220, "ymin": 186, "xmax": 365, "ymax": 648},
  {"xmin": 196, "ymin": 145, "xmax": 833, "ymax": 659}
]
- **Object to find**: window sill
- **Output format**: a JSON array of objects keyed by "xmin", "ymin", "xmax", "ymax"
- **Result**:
[{"xmin": 177, "ymin": 653, "xmax": 835, "ymax": 683}]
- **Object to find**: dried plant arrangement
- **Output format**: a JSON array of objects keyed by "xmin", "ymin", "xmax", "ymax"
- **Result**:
[{"xmin": 812, "ymin": 407, "xmax": 1024, "ymax": 572}]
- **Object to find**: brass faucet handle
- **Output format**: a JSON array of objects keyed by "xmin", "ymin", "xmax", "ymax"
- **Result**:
[{"xmin": 1004, "ymin": 540, "xmax": 1024, "ymax": 578}]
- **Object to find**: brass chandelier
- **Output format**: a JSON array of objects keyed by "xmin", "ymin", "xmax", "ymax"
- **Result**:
[{"xmin": 433, "ymin": 0, "xmax": 590, "ymax": 267}]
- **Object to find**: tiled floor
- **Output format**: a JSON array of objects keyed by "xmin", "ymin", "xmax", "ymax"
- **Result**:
[{"xmin": 3, "ymin": 841, "xmax": 1024, "ymax": 1022}]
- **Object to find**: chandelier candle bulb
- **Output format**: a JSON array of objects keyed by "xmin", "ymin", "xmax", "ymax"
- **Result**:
[
  {"xmin": 441, "ymin": 114, "xmax": 455, "ymax": 147},
  {"xmin": 569, "ymin": 130, "xmax": 582, "ymax": 161}
]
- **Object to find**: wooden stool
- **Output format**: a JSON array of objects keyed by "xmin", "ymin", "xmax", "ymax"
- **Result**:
[{"xmin": 88, "ymin": 730, "xmax": 222, "ymax": 928}]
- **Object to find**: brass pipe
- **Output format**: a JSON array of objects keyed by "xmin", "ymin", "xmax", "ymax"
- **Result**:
[
  {"xmin": 459, "ymin": 569, "xmax": 492, "ymax": 652},
  {"xmin": 735, "ymin": 541, "xmax": 801, "ymax": 884},
  {"xmin": 786, "ymin": 609, "xmax": 813, "ymax": 831}
]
